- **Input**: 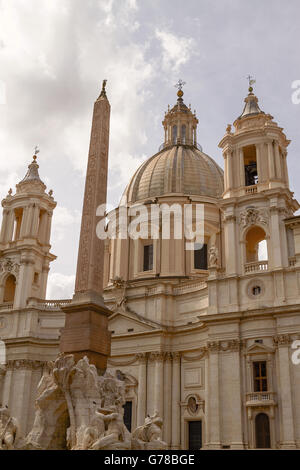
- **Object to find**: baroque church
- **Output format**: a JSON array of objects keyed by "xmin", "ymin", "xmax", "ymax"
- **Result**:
[{"xmin": 0, "ymin": 81, "xmax": 300, "ymax": 450}]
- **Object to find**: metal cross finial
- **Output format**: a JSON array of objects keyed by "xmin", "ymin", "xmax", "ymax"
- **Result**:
[
  {"xmin": 174, "ymin": 79, "xmax": 186, "ymax": 91},
  {"xmin": 247, "ymin": 75, "xmax": 256, "ymax": 88},
  {"xmin": 34, "ymin": 145, "xmax": 40, "ymax": 155}
]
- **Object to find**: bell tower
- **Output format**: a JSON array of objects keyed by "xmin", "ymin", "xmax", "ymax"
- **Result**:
[
  {"xmin": 0, "ymin": 152, "xmax": 56, "ymax": 309},
  {"xmin": 217, "ymin": 82, "xmax": 299, "ymax": 306},
  {"xmin": 220, "ymin": 83, "xmax": 291, "ymax": 199}
]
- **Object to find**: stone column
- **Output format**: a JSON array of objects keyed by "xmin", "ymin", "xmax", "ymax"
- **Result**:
[
  {"xmin": 268, "ymin": 142, "xmax": 275, "ymax": 180},
  {"xmin": 239, "ymin": 148, "xmax": 245, "ymax": 187},
  {"xmin": 255, "ymin": 143, "xmax": 262, "ymax": 183},
  {"xmin": 270, "ymin": 205, "xmax": 283, "ymax": 269},
  {"xmin": 227, "ymin": 150, "xmax": 233, "ymax": 189},
  {"xmin": 0, "ymin": 366, "xmax": 6, "ymax": 404},
  {"xmin": 163, "ymin": 353, "xmax": 172, "ymax": 446},
  {"xmin": 274, "ymin": 335, "xmax": 296, "ymax": 449},
  {"xmin": 274, "ymin": 142, "xmax": 282, "ymax": 179},
  {"xmin": 14, "ymin": 254, "xmax": 35, "ymax": 309},
  {"xmin": 1, "ymin": 366, "xmax": 13, "ymax": 409},
  {"xmin": 19, "ymin": 206, "xmax": 29, "ymax": 239},
  {"xmin": 60, "ymin": 81, "xmax": 112, "ymax": 372},
  {"xmin": 44, "ymin": 211, "xmax": 53, "ymax": 245},
  {"xmin": 224, "ymin": 154, "xmax": 228, "ymax": 190},
  {"xmin": 171, "ymin": 352, "xmax": 181, "ymax": 449},
  {"xmin": 153, "ymin": 352, "xmax": 164, "ymax": 417},
  {"xmin": 224, "ymin": 213, "xmax": 237, "ymax": 275},
  {"xmin": 31, "ymin": 204, "xmax": 40, "ymax": 238},
  {"xmin": 0, "ymin": 209, "xmax": 9, "ymax": 243},
  {"xmin": 230, "ymin": 341, "xmax": 244, "ymax": 449},
  {"xmin": 207, "ymin": 342, "xmax": 221, "ymax": 448},
  {"xmin": 23, "ymin": 204, "xmax": 34, "ymax": 237},
  {"xmin": 6, "ymin": 210, "xmax": 15, "ymax": 242},
  {"xmin": 282, "ymin": 151, "xmax": 289, "ymax": 186},
  {"xmin": 136, "ymin": 353, "xmax": 147, "ymax": 427}
]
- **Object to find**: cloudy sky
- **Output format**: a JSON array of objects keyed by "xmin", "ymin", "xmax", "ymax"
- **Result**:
[{"xmin": 0, "ymin": 0, "xmax": 299, "ymax": 299}]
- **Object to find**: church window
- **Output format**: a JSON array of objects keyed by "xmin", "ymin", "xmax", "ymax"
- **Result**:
[
  {"xmin": 3, "ymin": 274, "xmax": 16, "ymax": 303},
  {"xmin": 253, "ymin": 361, "xmax": 268, "ymax": 392},
  {"xmin": 243, "ymin": 145, "xmax": 258, "ymax": 186},
  {"xmin": 123, "ymin": 401, "xmax": 132, "ymax": 432},
  {"xmin": 252, "ymin": 286, "xmax": 261, "ymax": 296},
  {"xmin": 245, "ymin": 226, "xmax": 268, "ymax": 263},
  {"xmin": 143, "ymin": 244, "xmax": 153, "ymax": 271},
  {"xmin": 33, "ymin": 272, "xmax": 39, "ymax": 284},
  {"xmin": 172, "ymin": 125, "xmax": 177, "ymax": 144},
  {"xmin": 194, "ymin": 243, "xmax": 207, "ymax": 270}
]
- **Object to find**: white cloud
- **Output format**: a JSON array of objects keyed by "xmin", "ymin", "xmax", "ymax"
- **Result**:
[
  {"xmin": 46, "ymin": 272, "xmax": 75, "ymax": 299},
  {"xmin": 51, "ymin": 206, "xmax": 81, "ymax": 242},
  {"xmin": 155, "ymin": 29, "xmax": 196, "ymax": 74}
]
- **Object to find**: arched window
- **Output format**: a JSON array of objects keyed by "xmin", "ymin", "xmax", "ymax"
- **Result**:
[
  {"xmin": 255, "ymin": 413, "xmax": 271, "ymax": 448},
  {"xmin": 245, "ymin": 226, "xmax": 268, "ymax": 263},
  {"xmin": 3, "ymin": 274, "xmax": 16, "ymax": 303},
  {"xmin": 172, "ymin": 125, "xmax": 177, "ymax": 144}
]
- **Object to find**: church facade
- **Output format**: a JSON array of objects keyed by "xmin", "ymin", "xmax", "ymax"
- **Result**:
[{"xmin": 1, "ymin": 83, "xmax": 300, "ymax": 449}]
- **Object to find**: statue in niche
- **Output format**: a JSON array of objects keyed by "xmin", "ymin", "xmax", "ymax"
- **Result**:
[{"xmin": 208, "ymin": 246, "xmax": 219, "ymax": 268}]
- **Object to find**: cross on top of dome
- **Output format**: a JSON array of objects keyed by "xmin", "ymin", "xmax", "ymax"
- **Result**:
[
  {"xmin": 174, "ymin": 79, "xmax": 186, "ymax": 99},
  {"xmin": 246, "ymin": 74, "xmax": 256, "ymax": 94}
]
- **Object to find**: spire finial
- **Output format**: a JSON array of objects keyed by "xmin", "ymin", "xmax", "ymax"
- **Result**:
[
  {"xmin": 99, "ymin": 79, "xmax": 108, "ymax": 98},
  {"xmin": 247, "ymin": 75, "xmax": 256, "ymax": 93},
  {"xmin": 174, "ymin": 79, "xmax": 186, "ymax": 99},
  {"xmin": 33, "ymin": 145, "xmax": 40, "ymax": 162}
]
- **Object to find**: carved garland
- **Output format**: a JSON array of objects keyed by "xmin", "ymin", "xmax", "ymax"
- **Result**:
[
  {"xmin": 0, "ymin": 258, "xmax": 20, "ymax": 279},
  {"xmin": 239, "ymin": 207, "xmax": 269, "ymax": 229},
  {"xmin": 6, "ymin": 359, "xmax": 49, "ymax": 371}
]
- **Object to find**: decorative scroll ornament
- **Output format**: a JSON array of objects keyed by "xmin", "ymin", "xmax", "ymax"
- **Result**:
[
  {"xmin": 239, "ymin": 207, "xmax": 268, "ymax": 228},
  {"xmin": 0, "ymin": 258, "xmax": 20, "ymax": 278}
]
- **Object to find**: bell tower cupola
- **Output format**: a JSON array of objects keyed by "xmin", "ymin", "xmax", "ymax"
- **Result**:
[
  {"xmin": 162, "ymin": 79, "xmax": 199, "ymax": 149},
  {"xmin": 219, "ymin": 80, "xmax": 291, "ymax": 199},
  {"xmin": 0, "ymin": 150, "xmax": 56, "ymax": 308}
]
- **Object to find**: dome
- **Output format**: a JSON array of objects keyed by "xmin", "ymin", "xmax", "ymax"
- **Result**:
[{"xmin": 121, "ymin": 144, "xmax": 224, "ymax": 204}]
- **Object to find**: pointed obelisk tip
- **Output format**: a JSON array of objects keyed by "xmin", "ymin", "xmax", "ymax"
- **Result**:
[{"xmin": 98, "ymin": 79, "xmax": 108, "ymax": 100}]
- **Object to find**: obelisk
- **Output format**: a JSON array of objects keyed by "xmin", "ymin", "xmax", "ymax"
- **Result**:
[{"xmin": 60, "ymin": 80, "xmax": 111, "ymax": 372}]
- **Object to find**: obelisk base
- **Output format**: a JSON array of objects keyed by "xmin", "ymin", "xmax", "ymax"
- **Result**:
[{"xmin": 60, "ymin": 291, "xmax": 111, "ymax": 373}]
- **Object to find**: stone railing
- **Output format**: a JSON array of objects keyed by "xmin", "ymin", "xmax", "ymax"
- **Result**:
[
  {"xmin": 0, "ymin": 303, "xmax": 13, "ymax": 312},
  {"xmin": 289, "ymin": 256, "xmax": 297, "ymax": 267},
  {"xmin": 246, "ymin": 391, "xmax": 276, "ymax": 406},
  {"xmin": 245, "ymin": 185, "xmax": 258, "ymax": 195},
  {"xmin": 173, "ymin": 281, "xmax": 207, "ymax": 295},
  {"xmin": 27, "ymin": 298, "xmax": 72, "ymax": 311},
  {"xmin": 244, "ymin": 260, "xmax": 268, "ymax": 274}
]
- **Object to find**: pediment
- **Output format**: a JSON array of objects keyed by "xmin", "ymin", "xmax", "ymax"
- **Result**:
[
  {"xmin": 246, "ymin": 342, "xmax": 274, "ymax": 355},
  {"xmin": 108, "ymin": 310, "xmax": 159, "ymax": 336}
]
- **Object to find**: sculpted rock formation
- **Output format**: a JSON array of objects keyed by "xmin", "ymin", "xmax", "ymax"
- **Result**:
[
  {"xmin": 132, "ymin": 412, "xmax": 167, "ymax": 450},
  {"xmin": 20, "ymin": 354, "xmax": 165, "ymax": 450},
  {"xmin": 0, "ymin": 406, "xmax": 19, "ymax": 450}
]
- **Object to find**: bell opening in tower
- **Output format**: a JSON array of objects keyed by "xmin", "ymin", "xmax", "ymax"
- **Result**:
[
  {"xmin": 243, "ymin": 145, "xmax": 258, "ymax": 186},
  {"xmin": 3, "ymin": 274, "xmax": 16, "ymax": 303}
]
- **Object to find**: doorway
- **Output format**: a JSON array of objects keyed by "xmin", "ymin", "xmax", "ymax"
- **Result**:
[
  {"xmin": 255, "ymin": 413, "xmax": 271, "ymax": 448},
  {"xmin": 188, "ymin": 420, "xmax": 202, "ymax": 450}
]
